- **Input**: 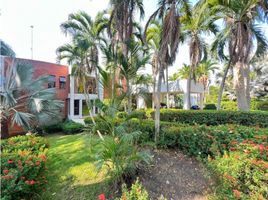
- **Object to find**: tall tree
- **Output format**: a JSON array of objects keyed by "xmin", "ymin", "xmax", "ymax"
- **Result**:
[
  {"xmin": 146, "ymin": 20, "xmax": 161, "ymax": 109},
  {"xmin": 181, "ymin": 1, "xmax": 218, "ymax": 109},
  {"xmin": 145, "ymin": 0, "xmax": 191, "ymax": 142},
  {"xmin": 210, "ymin": 0, "xmax": 268, "ymax": 111},
  {"xmin": 60, "ymin": 11, "xmax": 102, "ymax": 99},
  {"xmin": 108, "ymin": 0, "xmax": 144, "ymax": 56},
  {"xmin": 196, "ymin": 60, "xmax": 218, "ymax": 109}
]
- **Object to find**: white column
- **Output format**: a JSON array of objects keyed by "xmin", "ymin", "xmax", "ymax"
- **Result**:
[
  {"xmin": 79, "ymin": 99, "xmax": 83, "ymax": 118},
  {"xmin": 183, "ymin": 93, "xmax": 188, "ymax": 110},
  {"xmin": 69, "ymin": 75, "xmax": 75, "ymax": 119}
]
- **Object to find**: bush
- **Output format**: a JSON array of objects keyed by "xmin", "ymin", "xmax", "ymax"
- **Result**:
[
  {"xmin": 116, "ymin": 179, "xmax": 149, "ymax": 200},
  {"xmin": 62, "ymin": 121, "xmax": 84, "ymax": 134},
  {"xmin": 255, "ymin": 101, "xmax": 268, "ymax": 111},
  {"xmin": 204, "ymin": 104, "xmax": 217, "ymax": 110},
  {"xmin": 1, "ymin": 135, "xmax": 48, "ymax": 200},
  {"xmin": 150, "ymin": 109, "xmax": 268, "ymax": 127},
  {"xmin": 127, "ymin": 110, "xmax": 147, "ymax": 120},
  {"xmin": 208, "ymin": 142, "xmax": 268, "ymax": 199},
  {"xmin": 221, "ymin": 101, "xmax": 237, "ymax": 110},
  {"xmin": 42, "ymin": 123, "xmax": 63, "ymax": 133}
]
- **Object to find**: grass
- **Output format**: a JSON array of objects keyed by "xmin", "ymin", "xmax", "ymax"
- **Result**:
[{"xmin": 41, "ymin": 133, "xmax": 111, "ymax": 200}]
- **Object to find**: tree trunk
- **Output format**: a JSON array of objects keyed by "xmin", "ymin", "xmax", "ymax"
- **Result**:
[
  {"xmin": 244, "ymin": 63, "xmax": 251, "ymax": 109},
  {"xmin": 95, "ymin": 69, "xmax": 100, "ymax": 99},
  {"xmin": 127, "ymin": 79, "xmax": 132, "ymax": 113},
  {"xmin": 166, "ymin": 66, "xmax": 169, "ymax": 108},
  {"xmin": 186, "ymin": 74, "xmax": 191, "ymax": 110},
  {"xmin": 233, "ymin": 61, "xmax": 249, "ymax": 111},
  {"xmin": 1, "ymin": 118, "xmax": 9, "ymax": 139},
  {"xmin": 155, "ymin": 67, "xmax": 163, "ymax": 144},
  {"xmin": 217, "ymin": 64, "xmax": 230, "ymax": 110}
]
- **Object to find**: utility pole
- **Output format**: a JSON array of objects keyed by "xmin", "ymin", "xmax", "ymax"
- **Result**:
[{"xmin": 30, "ymin": 25, "xmax": 34, "ymax": 59}]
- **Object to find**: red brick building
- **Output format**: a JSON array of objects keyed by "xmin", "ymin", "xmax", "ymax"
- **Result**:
[{"xmin": 2, "ymin": 57, "xmax": 69, "ymax": 135}]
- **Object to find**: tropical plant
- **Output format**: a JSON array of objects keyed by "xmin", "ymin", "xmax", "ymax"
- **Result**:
[
  {"xmin": 181, "ymin": 1, "xmax": 218, "ymax": 109},
  {"xmin": 108, "ymin": 0, "xmax": 145, "ymax": 56},
  {"xmin": 0, "ymin": 60, "xmax": 63, "ymax": 139},
  {"xmin": 146, "ymin": 20, "xmax": 161, "ymax": 109},
  {"xmin": 91, "ymin": 99, "xmax": 151, "ymax": 184},
  {"xmin": 209, "ymin": 0, "xmax": 268, "ymax": 111},
  {"xmin": 0, "ymin": 40, "xmax": 15, "ymax": 57},
  {"xmin": 118, "ymin": 39, "xmax": 149, "ymax": 112},
  {"xmin": 196, "ymin": 60, "xmax": 218, "ymax": 109},
  {"xmin": 145, "ymin": 0, "xmax": 191, "ymax": 142}
]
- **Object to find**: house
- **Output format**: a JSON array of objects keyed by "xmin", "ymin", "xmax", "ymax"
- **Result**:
[
  {"xmin": 0, "ymin": 56, "xmax": 103, "ymax": 134},
  {"xmin": 136, "ymin": 79, "xmax": 205, "ymax": 109}
]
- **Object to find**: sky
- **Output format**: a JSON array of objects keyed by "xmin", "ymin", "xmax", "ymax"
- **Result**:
[{"xmin": 1, "ymin": 0, "xmax": 268, "ymax": 76}]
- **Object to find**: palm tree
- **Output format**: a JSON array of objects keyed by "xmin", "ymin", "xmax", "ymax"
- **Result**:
[
  {"xmin": 0, "ymin": 40, "xmax": 15, "ymax": 57},
  {"xmin": 209, "ymin": 0, "xmax": 268, "ymax": 111},
  {"xmin": 145, "ymin": 0, "xmax": 191, "ymax": 142},
  {"xmin": 60, "ymin": 11, "xmax": 102, "ymax": 99},
  {"xmin": 118, "ymin": 39, "xmax": 149, "ymax": 113},
  {"xmin": 108, "ymin": 0, "xmax": 144, "ymax": 56},
  {"xmin": 177, "ymin": 64, "xmax": 191, "ymax": 108},
  {"xmin": 146, "ymin": 20, "xmax": 161, "ymax": 109},
  {"xmin": 181, "ymin": 1, "xmax": 218, "ymax": 109},
  {"xmin": 196, "ymin": 60, "xmax": 218, "ymax": 109},
  {"xmin": 0, "ymin": 60, "xmax": 63, "ymax": 139}
]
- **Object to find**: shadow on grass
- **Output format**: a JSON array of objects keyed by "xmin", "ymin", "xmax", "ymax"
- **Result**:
[{"xmin": 41, "ymin": 133, "xmax": 112, "ymax": 200}]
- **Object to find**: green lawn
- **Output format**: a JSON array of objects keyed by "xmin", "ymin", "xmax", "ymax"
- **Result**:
[{"xmin": 41, "ymin": 133, "xmax": 110, "ymax": 200}]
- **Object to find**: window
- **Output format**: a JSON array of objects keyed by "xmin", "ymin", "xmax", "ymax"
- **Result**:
[
  {"xmin": 48, "ymin": 75, "xmax": 56, "ymax": 88},
  {"xmin": 59, "ymin": 76, "xmax": 66, "ymax": 89},
  {"xmin": 74, "ymin": 100, "xmax": 80, "ymax": 115}
]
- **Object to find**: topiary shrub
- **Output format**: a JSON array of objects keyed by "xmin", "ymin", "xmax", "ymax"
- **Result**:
[{"xmin": 204, "ymin": 104, "xmax": 217, "ymax": 110}]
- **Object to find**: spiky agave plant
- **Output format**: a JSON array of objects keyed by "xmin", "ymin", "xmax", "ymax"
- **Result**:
[{"xmin": 0, "ymin": 60, "xmax": 63, "ymax": 139}]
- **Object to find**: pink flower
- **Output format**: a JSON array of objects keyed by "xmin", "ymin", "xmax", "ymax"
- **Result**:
[
  {"xmin": 3, "ymin": 169, "xmax": 9, "ymax": 174},
  {"xmin": 233, "ymin": 189, "xmax": 241, "ymax": 198},
  {"xmin": 7, "ymin": 160, "xmax": 13, "ymax": 164},
  {"xmin": 98, "ymin": 194, "xmax": 106, "ymax": 200}
]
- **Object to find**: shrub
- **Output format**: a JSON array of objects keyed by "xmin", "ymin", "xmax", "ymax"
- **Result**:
[
  {"xmin": 127, "ymin": 110, "xmax": 147, "ymax": 120},
  {"xmin": 150, "ymin": 109, "xmax": 268, "ymax": 127},
  {"xmin": 1, "ymin": 135, "xmax": 48, "ymax": 200},
  {"xmin": 42, "ymin": 123, "xmax": 63, "ymax": 133},
  {"xmin": 116, "ymin": 179, "xmax": 149, "ymax": 200},
  {"xmin": 208, "ymin": 142, "xmax": 268, "ymax": 199},
  {"xmin": 204, "ymin": 104, "xmax": 217, "ymax": 110},
  {"xmin": 221, "ymin": 101, "xmax": 237, "ymax": 110},
  {"xmin": 255, "ymin": 101, "xmax": 268, "ymax": 111},
  {"xmin": 62, "ymin": 121, "xmax": 84, "ymax": 134}
]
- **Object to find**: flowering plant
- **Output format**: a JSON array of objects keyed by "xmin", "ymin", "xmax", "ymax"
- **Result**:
[{"xmin": 1, "ymin": 135, "xmax": 48, "ymax": 200}]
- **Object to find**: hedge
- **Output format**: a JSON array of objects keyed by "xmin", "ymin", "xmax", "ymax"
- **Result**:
[
  {"xmin": 1, "ymin": 135, "xmax": 48, "ymax": 200},
  {"xmin": 122, "ymin": 119, "xmax": 268, "ymax": 158},
  {"xmin": 42, "ymin": 120, "xmax": 84, "ymax": 134},
  {"xmin": 150, "ymin": 109, "xmax": 268, "ymax": 127}
]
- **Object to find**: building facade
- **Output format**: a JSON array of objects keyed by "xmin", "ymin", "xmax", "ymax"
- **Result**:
[{"xmin": 1, "ymin": 56, "xmax": 102, "ymax": 134}]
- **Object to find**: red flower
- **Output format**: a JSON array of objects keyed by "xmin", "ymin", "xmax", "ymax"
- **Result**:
[
  {"xmin": 30, "ymin": 180, "xmax": 35, "ymax": 185},
  {"xmin": 8, "ymin": 160, "xmax": 13, "ymax": 164},
  {"xmin": 36, "ymin": 161, "xmax": 40, "ymax": 166},
  {"xmin": 259, "ymin": 145, "xmax": 265, "ymax": 153},
  {"xmin": 3, "ymin": 169, "xmax": 9, "ymax": 174},
  {"xmin": 233, "ymin": 189, "xmax": 241, "ymax": 198},
  {"xmin": 98, "ymin": 194, "xmax": 106, "ymax": 200}
]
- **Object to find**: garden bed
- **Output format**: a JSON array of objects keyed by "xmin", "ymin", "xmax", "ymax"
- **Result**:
[{"xmin": 138, "ymin": 149, "xmax": 213, "ymax": 200}]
